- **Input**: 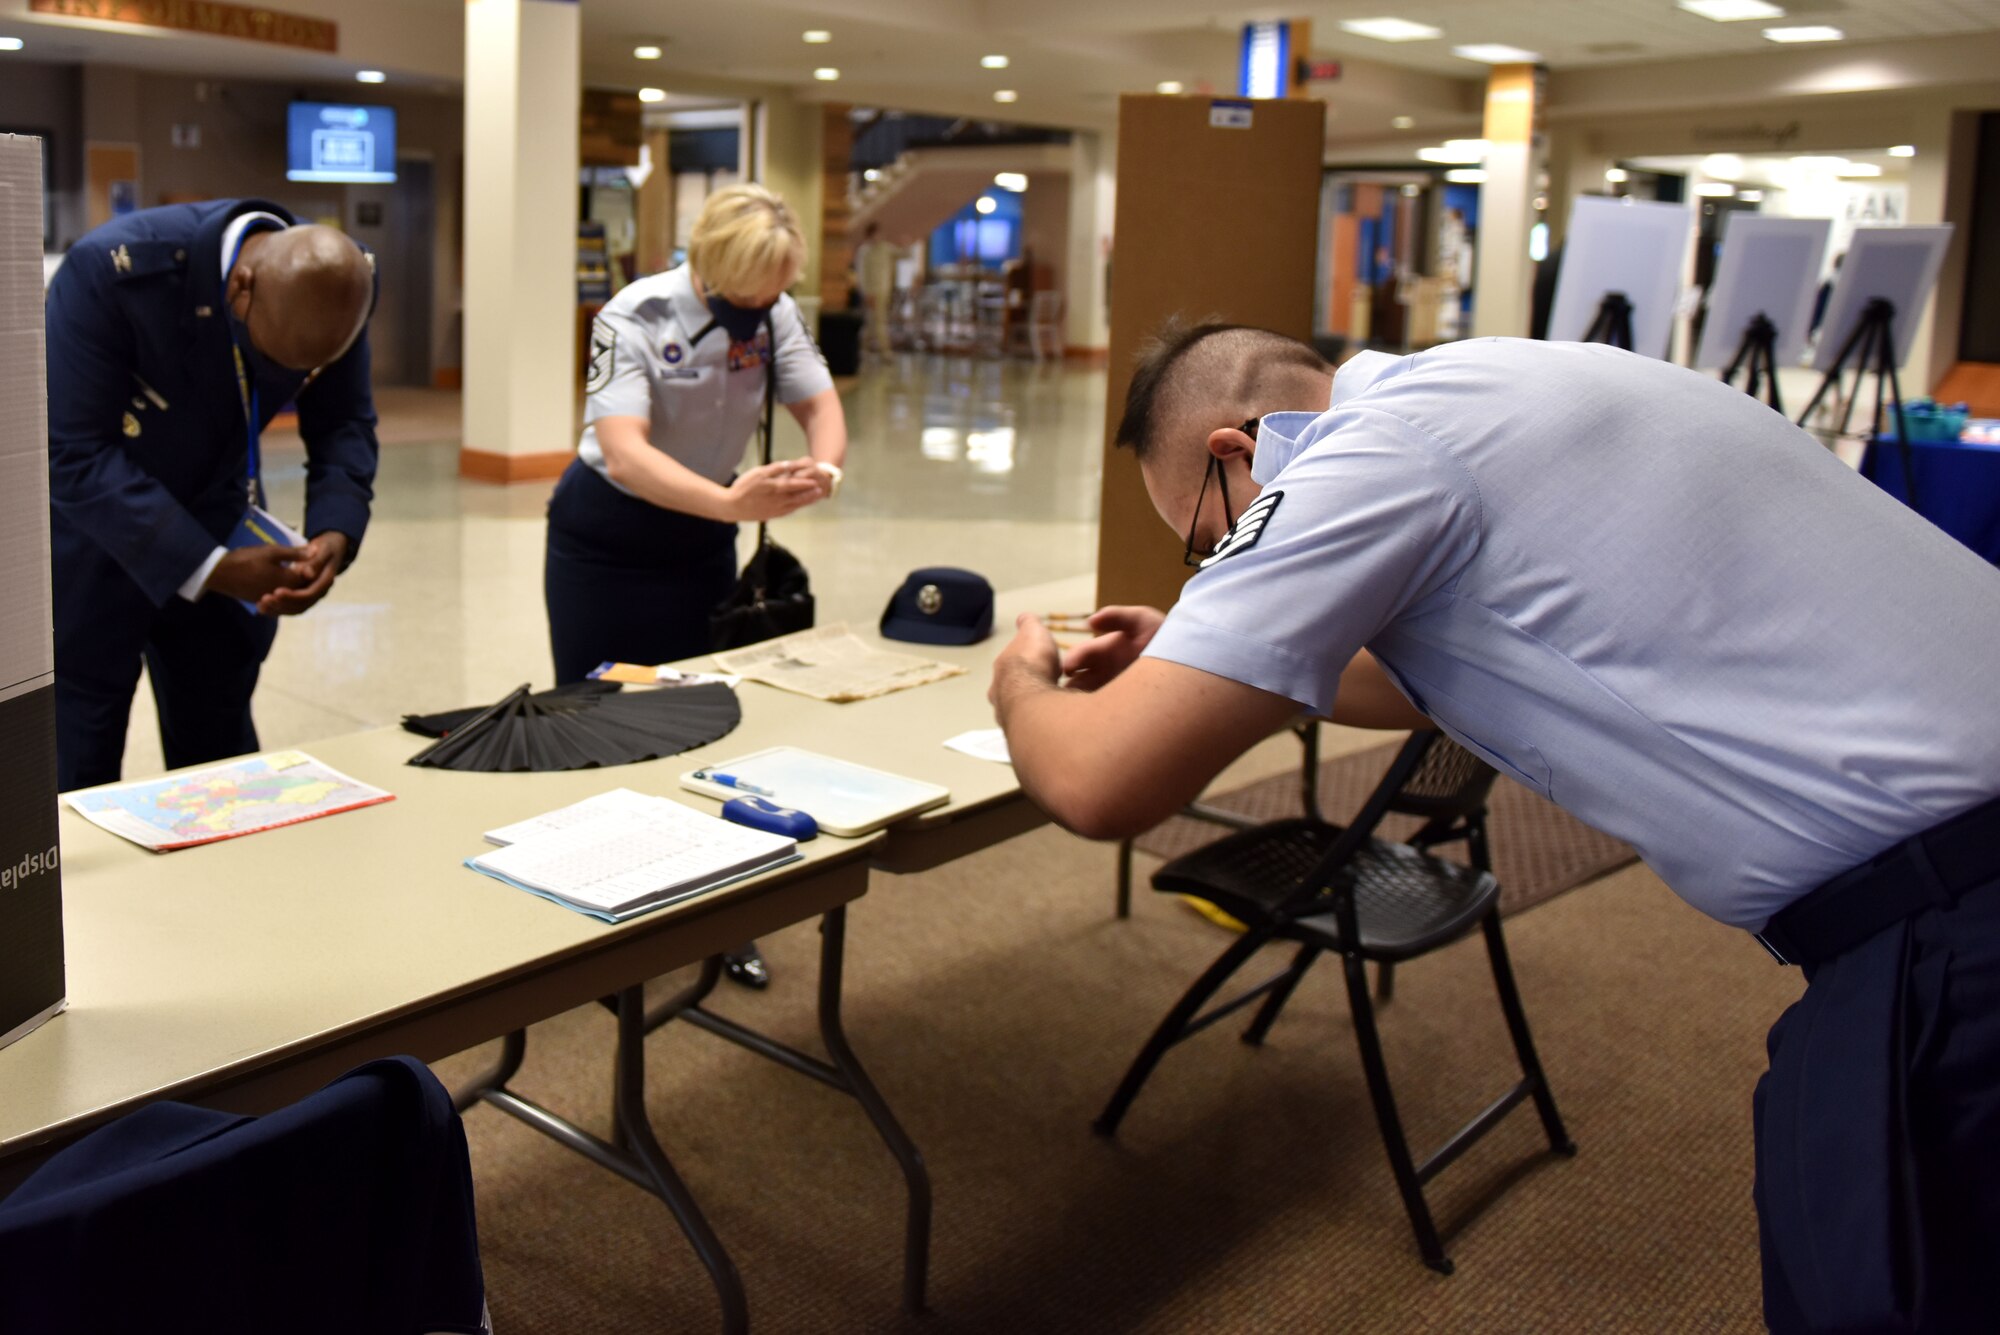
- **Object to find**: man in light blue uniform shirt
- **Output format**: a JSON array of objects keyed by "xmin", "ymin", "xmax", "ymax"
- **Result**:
[{"xmin": 989, "ymin": 323, "xmax": 2000, "ymax": 1332}]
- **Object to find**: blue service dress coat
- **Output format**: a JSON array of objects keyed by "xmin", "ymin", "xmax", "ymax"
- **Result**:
[{"xmin": 44, "ymin": 199, "xmax": 378, "ymax": 788}]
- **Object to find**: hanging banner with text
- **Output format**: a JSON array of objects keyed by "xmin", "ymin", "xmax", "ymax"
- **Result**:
[{"xmin": 29, "ymin": 0, "xmax": 337, "ymax": 53}]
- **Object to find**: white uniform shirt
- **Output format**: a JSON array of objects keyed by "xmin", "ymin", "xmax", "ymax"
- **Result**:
[
  {"xmin": 1144, "ymin": 338, "xmax": 2000, "ymax": 929},
  {"xmin": 578, "ymin": 265, "xmax": 832, "ymax": 488}
]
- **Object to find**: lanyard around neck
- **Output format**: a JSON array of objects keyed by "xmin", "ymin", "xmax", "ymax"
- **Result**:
[{"xmin": 223, "ymin": 225, "xmax": 264, "ymax": 502}]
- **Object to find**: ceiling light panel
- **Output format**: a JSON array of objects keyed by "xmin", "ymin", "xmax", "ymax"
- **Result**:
[
  {"xmin": 1762, "ymin": 25, "xmax": 1842, "ymax": 42},
  {"xmin": 1677, "ymin": 0, "xmax": 1785, "ymax": 21},
  {"xmin": 1452, "ymin": 44, "xmax": 1541, "ymax": 63},
  {"xmin": 1339, "ymin": 18, "xmax": 1443, "ymax": 42}
]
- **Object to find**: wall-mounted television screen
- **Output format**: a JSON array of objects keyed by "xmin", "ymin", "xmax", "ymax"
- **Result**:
[{"xmin": 286, "ymin": 103, "xmax": 396, "ymax": 184}]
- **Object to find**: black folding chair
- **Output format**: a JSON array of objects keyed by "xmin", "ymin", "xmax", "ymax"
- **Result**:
[
  {"xmin": 1113, "ymin": 720, "xmax": 1321, "ymax": 919},
  {"xmin": 1094, "ymin": 731, "xmax": 1575, "ymax": 1274}
]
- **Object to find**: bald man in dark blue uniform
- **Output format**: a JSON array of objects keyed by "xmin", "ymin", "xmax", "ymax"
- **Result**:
[{"xmin": 45, "ymin": 199, "xmax": 379, "ymax": 790}]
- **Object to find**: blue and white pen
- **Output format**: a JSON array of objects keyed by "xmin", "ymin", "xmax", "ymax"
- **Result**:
[{"xmin": 694, "ymin": 769, "xmax": 776, "ymax": 798}]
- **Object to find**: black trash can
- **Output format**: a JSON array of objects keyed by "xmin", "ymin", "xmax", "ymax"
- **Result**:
[{"xmin": 818, "ymin": 310, "xmax": 863, "ymax": 376}]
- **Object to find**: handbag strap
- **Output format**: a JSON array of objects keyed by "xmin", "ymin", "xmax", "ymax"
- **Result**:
[{"xmin": 748, "ymin": 309, "xmax": 780, "ymax": 588}]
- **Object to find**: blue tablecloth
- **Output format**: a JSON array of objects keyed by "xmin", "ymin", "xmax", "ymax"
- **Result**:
[{"xmin": 1861, "ymin": 435, "xmax": 2000, "ymax": 564}]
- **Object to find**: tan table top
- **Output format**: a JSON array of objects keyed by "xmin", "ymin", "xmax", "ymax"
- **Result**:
[{"xmin": 0, "ymin": 574, "xmax": 1086, "ymax": 1165}]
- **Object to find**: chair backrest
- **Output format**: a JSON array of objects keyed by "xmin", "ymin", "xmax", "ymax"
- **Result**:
[
  {"xmin": 0, "ymin": 1056, "xmax": 485, "ymax": 1334},
  {"xmin": 1280, "ymin": 730, "xmax": 1497, "ymax": 918},
  {"xmin": 1384, "ymin": 732, "xmax": 1499, "ymax": 833}
]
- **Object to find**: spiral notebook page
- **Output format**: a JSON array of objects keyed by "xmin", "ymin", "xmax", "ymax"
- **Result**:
[{"xmin": 468, "ymin": 799, "xmax": 798, "ymax": 921}]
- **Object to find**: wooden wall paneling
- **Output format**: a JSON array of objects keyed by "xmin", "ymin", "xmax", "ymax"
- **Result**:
[{"xmin": 1094, "ymin": 94, "xmax": 1325, "ymax": 613}]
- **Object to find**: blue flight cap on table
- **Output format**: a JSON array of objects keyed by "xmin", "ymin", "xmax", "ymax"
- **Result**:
[{"xmin": 880, "ymin": 567, "xmax": 994, "ymax": 646}]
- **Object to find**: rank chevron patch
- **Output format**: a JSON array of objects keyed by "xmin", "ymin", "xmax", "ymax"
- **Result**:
[{"xmin": 1199, "ymin": 489, "xmax": 1284, "ymax": 569}]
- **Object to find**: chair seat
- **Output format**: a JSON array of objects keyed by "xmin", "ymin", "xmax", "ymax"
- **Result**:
[{"xmin": 1153, "ymin": 818, "xmax": 1499, "ymax": 961}]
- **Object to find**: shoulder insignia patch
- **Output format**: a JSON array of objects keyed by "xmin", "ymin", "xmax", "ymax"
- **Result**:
[
  {"xmin": 586, "ymin": 317, "xmax": 617, "ymax": 394},
  {"xmin": 1198, "ymin": 489, "xmax": 1284, "ymax": 569}
]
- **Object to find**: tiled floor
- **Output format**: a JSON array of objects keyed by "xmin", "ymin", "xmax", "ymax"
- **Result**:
[{"xmin": 114, "ymin": 354, "xmax": 1108, "ymax": 778}]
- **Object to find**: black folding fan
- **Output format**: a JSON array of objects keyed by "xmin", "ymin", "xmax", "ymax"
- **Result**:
[{"xmin": 403, "ymin": 680, "xmax": 740, "ymax": 772}]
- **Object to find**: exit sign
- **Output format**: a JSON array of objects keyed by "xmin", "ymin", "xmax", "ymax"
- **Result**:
[{"xmin": 1301, "ymin": 59, "xmax": 1343, "ymax": 82}]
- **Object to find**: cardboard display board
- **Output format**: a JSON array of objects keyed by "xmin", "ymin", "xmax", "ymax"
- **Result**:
[
  {"xmin": 1094, "ymin": 95, "xmax": 1324, "ymax": 613},
  {"xmin": 1812, "ymin": 225, "xmax": 1954, "ymax": 374},
  {"xmin": 0, "ymin": 134, "xmax": 65, "ymax": 1050},
  {"xmin": 1693, "ymin": 215, "xmax": 1831, "ymax": 371},
  {"xmin": 1547, "ymin": 196, "xmax": 1693, "ymax": 361}
]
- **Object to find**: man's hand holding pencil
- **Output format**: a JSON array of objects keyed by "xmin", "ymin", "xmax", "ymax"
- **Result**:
[{"xmin": 1044, "ymin": 606, "xmax": 1167, "ymax": 692}]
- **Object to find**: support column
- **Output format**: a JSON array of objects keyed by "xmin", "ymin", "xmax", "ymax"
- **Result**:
[
  {"xmin": 460, "ymin": 0, "xmax": 581, "ymax": 484},
  {"xmin": 1471, "ymin": 64, "xmax": 1545, "ymax": 339},
  {"xmin": 750, "ymin": 91, "xmax": 825, "ymax": 326},
  {"xmin": 1064, "ymin": 131, "xmax": 1115, "ymax": 356},
  {"xmin": 1544, "ymin": 126, "xmax": 1612, "ymax": 252},
  {"xmin": 633, "ymin": 126, "xmax": 675, "ymax": 279},
  {"xmin": 1902, "ymin": 105, "xmax": 1955, "ymax": 395},
  {"xmin": 818, "ymin": 104, "xmax": 855, "ymax": 315}
]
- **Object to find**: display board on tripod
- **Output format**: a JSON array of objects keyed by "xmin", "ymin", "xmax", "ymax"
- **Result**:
[
  {"xmin": 1811, "ymin": 225, "xmax": 1952, "ymax": 374},
  {"xmin": 1547, "ymin": 196, "xmax": 1693, "ymax": 360},
  {"xmin": 1693, "ymin": 215, "xmax": 1831, "ymax": 370}
]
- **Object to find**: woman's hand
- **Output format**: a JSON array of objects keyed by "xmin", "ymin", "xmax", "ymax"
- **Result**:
[{"xmin": 724, "ymin": 459, "xmax": 825, "ymax": 522}]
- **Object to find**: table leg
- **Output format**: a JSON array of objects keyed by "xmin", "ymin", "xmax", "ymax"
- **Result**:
[
  {"xmin": 613, "ymin": 985, "xmax": 751, "ymax": 1335},
  {"xmin": 458, "ymin": 916, "xmax": 924, "ymax": 1327},
  {"xmin": 450, "ymin": 1028, "xmax": 525, "ymax": 1112},
  {"xmin": 817, "ymin": 905, "xmax": 933, "ymax": 1315}
]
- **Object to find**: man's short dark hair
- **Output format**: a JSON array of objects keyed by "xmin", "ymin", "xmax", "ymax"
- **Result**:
[{"xmin": 1115, "ymin": 317, "xmax": 1329, "ymax": 459}]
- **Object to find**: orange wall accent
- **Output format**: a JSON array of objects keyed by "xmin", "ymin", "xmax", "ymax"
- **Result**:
[
  {"xmin": 458, "ymin": 449, "xmax": 571, "ymax": 484},
  {"xmin": 1329, "ymin": 213, "xmax": 1359, "ymax": 337},
  {"xmin": 1933, "ymin": 362, "xmax": 2000, "ymax": 416}
]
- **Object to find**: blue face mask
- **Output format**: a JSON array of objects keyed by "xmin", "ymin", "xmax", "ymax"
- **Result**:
[{"xmin": 705, "ymin": 292, "xmax": 773, "ymax": 344}]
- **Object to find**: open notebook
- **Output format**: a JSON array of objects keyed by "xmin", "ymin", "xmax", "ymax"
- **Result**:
[{"xmin": 467, "ymin": 789, "xmax": 800, "ymax": 923}]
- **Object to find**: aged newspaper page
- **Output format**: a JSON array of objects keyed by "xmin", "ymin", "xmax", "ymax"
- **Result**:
[{"xmin": 713, "ymin": 623, "xmax": 965, "ymax": 702}]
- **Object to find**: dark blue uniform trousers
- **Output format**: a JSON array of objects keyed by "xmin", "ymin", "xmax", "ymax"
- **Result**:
[
  {"xmin": 1755, "ymin": 877, "xmax": 2000, "ymax": 1332},
  {"xmin": 54, "ymin": 536, "xmax": 278, "ymax": 791},
  {"xmin": 543, "ymin": 459, "xmax": 740, "ymax": 685}
]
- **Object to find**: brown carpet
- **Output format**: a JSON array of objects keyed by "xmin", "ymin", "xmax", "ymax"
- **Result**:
[
  {"xmin": 432, "ymin": 824, "xmax": 1802, "ymax": 1333},
  {"xmin": 1135, "ymin": 741, "xmax": 1639, "ymax": 918}
]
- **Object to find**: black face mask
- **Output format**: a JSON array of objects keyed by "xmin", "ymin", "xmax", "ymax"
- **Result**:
[{"xmin": 705, "ymin": 292, "xmax": 773, "ymax": 344}]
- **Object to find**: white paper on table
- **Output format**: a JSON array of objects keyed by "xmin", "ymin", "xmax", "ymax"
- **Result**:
[
  {"xmin": 944, "ymin": 729, "xmax": 1012, "ymax": 764},
  {"xmin": 657, "ymin": 668, "xmax": 743, "ymax": 689}
]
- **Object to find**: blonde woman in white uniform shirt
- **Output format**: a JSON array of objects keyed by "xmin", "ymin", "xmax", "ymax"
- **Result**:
[{"xmin": 545, "ymin": 184, "xmax": 846, "ymax": 985}]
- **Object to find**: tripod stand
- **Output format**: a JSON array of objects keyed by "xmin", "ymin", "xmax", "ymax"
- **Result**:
[
  {"xmin": 1720, "ymin": 313, "xmax": 1784, "ymax": 413},
  {"xmin": 1581, "ymin": 291, "xmax": 1634, "ymax": 350},
  {"xmin": 1796, "ymin": 297, "xmax": 1918, "ymax": 511}
]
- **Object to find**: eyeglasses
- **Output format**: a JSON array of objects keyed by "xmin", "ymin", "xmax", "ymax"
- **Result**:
[{"xmin": 1182, "ymin": 418, "xmax": 1260, "ymax": 567}]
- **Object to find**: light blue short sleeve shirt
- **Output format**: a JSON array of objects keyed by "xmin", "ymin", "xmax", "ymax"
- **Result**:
[
  {"xmin": 1145, "ymin": 338, "xmax": 2000, "ymax": 929},
  {"xmin": 577, "ymin": 265, "xmax": 833, "ymax": 488}
]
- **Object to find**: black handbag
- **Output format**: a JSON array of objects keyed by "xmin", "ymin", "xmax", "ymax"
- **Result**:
[{"xmin": 711, "ymin": 314, "xmax": 815, "ymax": 650}]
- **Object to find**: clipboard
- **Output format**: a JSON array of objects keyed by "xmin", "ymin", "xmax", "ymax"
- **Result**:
[{"xmin": 679, "ymin": 746, "xmax": 949, "ymax": 837}]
